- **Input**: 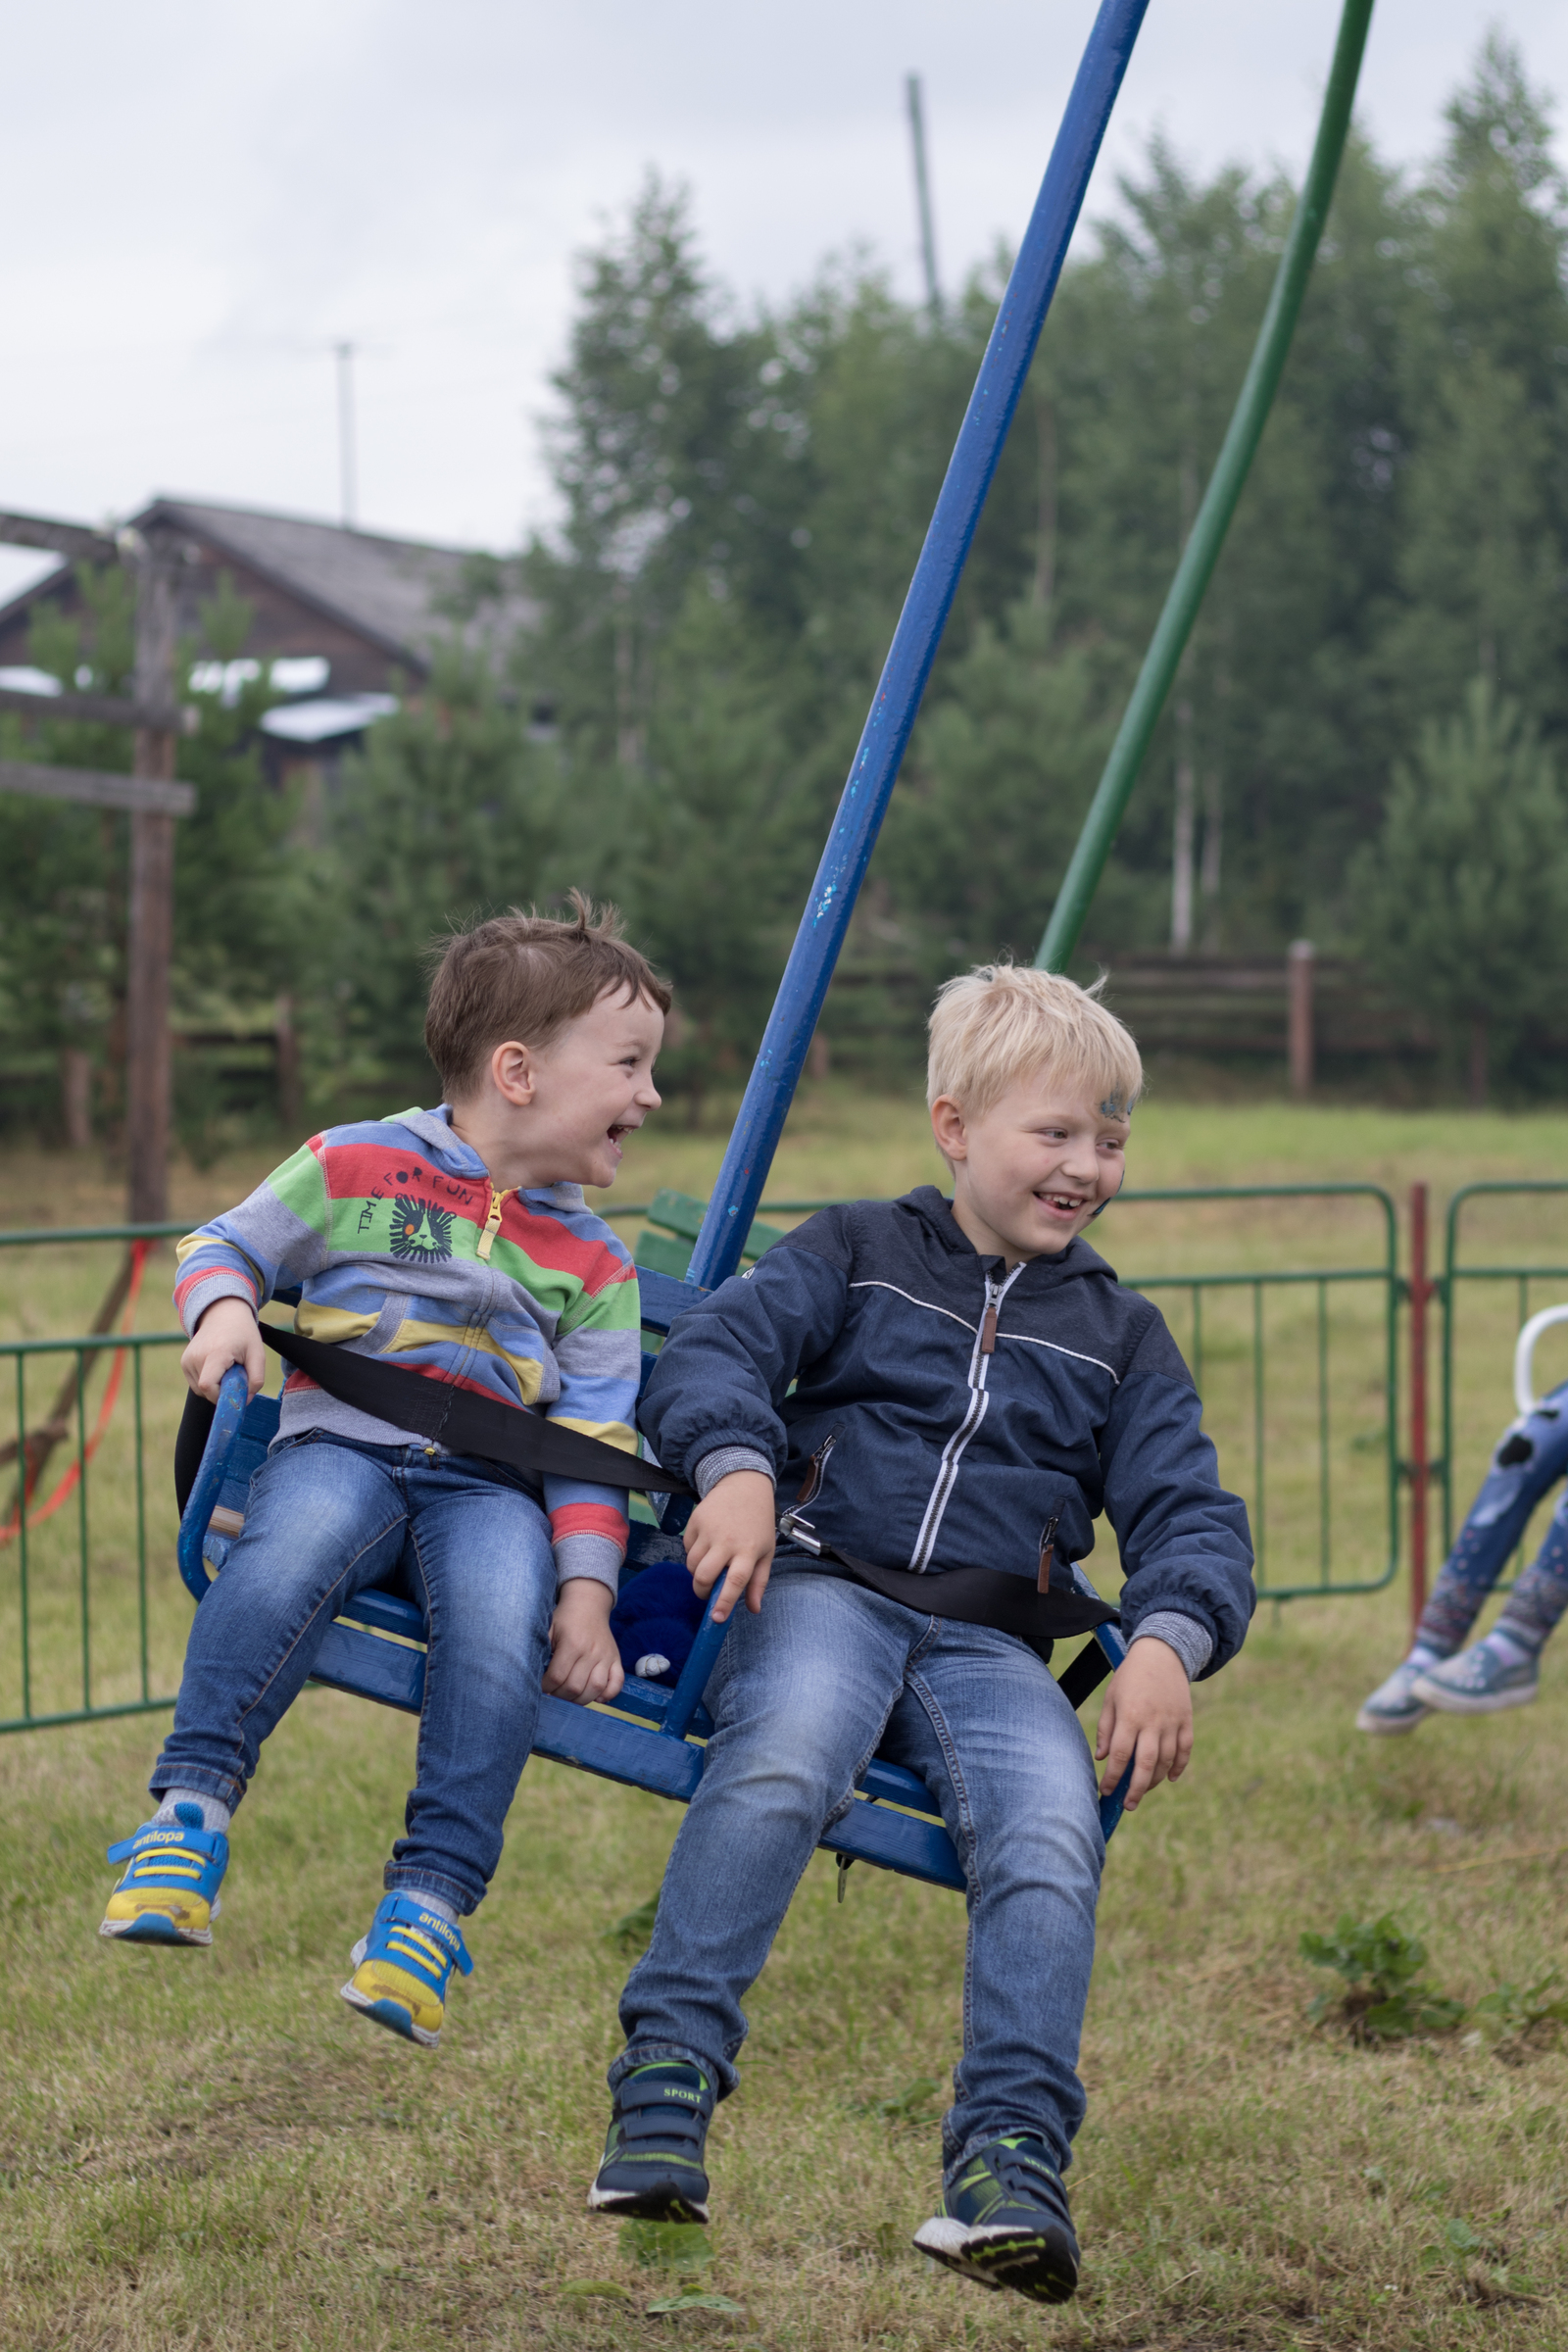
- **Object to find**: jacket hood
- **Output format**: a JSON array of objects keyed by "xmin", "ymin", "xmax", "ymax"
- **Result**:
[
  {"xmin": 387, "ymin": 1104, "xmax": 487, "ymax": 1173},
  {"xmin": 386, "ymin": 1107, "xmax": 588, "ymax": 1214},
  {"xmin": 897, "ymin": 1185, "xmax": 1117, "ymax": 1288}
]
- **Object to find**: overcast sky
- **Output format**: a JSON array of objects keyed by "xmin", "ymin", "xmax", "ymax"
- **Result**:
[{"xmin": 3, "ymin": 1, "xmax": 1564, "ymax": 604}]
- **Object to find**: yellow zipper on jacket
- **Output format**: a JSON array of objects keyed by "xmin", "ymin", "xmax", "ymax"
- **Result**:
[{"xmin": 475, "ymin": 1185, "xmax": 514, "ymax": 1260}]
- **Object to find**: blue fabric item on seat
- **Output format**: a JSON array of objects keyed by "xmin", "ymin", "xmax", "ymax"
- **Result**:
[{"xmin": 610, "ymin": 1559, "xmax": 705, "ymax": 1686}]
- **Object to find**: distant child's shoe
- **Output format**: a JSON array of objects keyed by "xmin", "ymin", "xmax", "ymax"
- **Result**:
[
  {"xmin": 914, "ymin": 2134, "xmax": 1080, "ymax": 2306},
  {"xmin": 1412, "ymin": 1641, "xmax": 1540, "ymax": 1715},
  {"xmin": 588, "ymin": 2062, "xmax": 714, "ymax": 2224},
  {"xmin": 340, "ymin": 1893, "xmax": 471, "ymax": 2048},
  {"xmin": 1355, "ymin": 1658, "xmax": 1433, "ymax": 1736},
  {"xmin": 100, "ymin": 1803, "xmax": 228, "ymax": 1947}
]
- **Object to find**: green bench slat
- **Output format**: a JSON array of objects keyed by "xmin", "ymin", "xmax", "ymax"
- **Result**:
[
  {"xmin": 635, "ymin": 1228, "xmax": 698, "ymax": 1279},
  {"xmin": 643, "ymin": 1188, "xmax": 785, "ymax": 1270}
]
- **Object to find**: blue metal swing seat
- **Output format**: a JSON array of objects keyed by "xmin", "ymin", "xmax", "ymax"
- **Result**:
[
  {"xmin": 175, "ymin": 0, "xmax": 1157, "ymax": 1887},
  {"xmin": 176, "ymin": 1265, "xmax": 1132, "ymax": 1896}
]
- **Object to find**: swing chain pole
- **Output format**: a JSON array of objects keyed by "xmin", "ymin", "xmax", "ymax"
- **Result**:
[
  {"xmin": 686, "ymin": 0, "xmax": 1152, "ymax": 1293},
  {"xmin": 1035, "ymin": 0, "xmax": 1376, "ymax": 973}
]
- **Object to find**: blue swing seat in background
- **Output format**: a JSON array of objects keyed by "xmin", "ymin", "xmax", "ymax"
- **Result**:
[{"xmin": 177, "ymin": 1265, "xmax": 1132, "ymax": 1896}]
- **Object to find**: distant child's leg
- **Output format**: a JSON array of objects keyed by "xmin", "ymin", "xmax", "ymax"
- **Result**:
[
  {"xmin": 1359, "ymin": 1381, "xmax": 1568, "ymax": 1735},
  {"xmin": 590, "ymin": 1575, "xmax": 909, "ymax": 2222},
  {"xmin": 1413, "ymin": 1487, "xmax": 1568, "ymax": 1716},
  {"xmin": 102, "ymin": 1439, "xmax": 407, "ymax": 1947},
  {"xmin": 1493, "ymin": 1491, "xmax": 1568, "ymax": 1653},
  {"xmin": 338, "ymin": 1461, "xmax": 556, "ymax": 2050},
  {"xmin": 887, "ymin": 1626, "xmax": 1099, "ymax": 2307}
]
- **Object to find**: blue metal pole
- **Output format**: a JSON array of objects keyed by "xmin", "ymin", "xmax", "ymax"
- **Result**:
[{"xmin": 686, "ymin": 0, "xmax": 1152, "ymax": 1292}]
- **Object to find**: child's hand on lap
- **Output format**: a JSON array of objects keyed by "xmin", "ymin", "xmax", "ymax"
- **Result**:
[
  {"xmin": 1095, "ymin": 1639, "xmax": 1193, "ymax": 1810},
  {"xmin": 684, "ymin": 1471, "xmax": 776, "ymax": 1623},
  {"xmin": 546, "ymin": 1580, "xmax": 625, "ymax": 1704},
  {"xmin": 181, "ymin": 1298, "xmax": 267, "ymax": 1400}
]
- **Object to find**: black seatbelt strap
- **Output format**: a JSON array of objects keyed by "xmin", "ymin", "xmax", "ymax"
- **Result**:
[
  {"xmin": 1053, "ymin": 1640, "xmax": 1116, "ymax": 1711},
  {"xmin": 172, "ymin": 1328, "xmax": 693, "ymax": 1516},
  {"xmin": 775, "ymin": 1512, "xmax": 1118, "ymax": 1667},
  {"xmin": 260, "ymin": 1326, "xmax": 692, "ymax": 1492}
]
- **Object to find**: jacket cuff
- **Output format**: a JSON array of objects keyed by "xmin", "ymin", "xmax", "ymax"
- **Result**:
[
  {"xmin": 1129, "ymin": 1609, "xmax": 1214, "ymax": 1683},
  {"xmin": 694, "ymin": 1446, "xmax": 775, "ymax": 1498},
  {"xmin": 179, "ymin": 1274, "xmax": 260, "ymax": 1340},
  {"xmin": 553, "ymin": 1533, "xmax": 623, "ymax": 1596}
]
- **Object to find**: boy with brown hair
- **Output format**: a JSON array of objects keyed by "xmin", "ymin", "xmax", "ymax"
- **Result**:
[
  {"xmin": 590, "ymin": 964, "xmax": 1253, "ymax": 2306},
  {"xmin": 101, "ymin": 897, "xmax": 667, "ymax": 2049}
]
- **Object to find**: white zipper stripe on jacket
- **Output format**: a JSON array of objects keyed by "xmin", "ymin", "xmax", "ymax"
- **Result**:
[
  {"xmin": 1002, "ymin": 1330, "xmax": 1119, "ymax": 1381},
  {"xmin": 907, "ymin": 1262, "xmax": 1024, "ymax": 1574},
  {"xmin": 847, "ymin": 1280, "xmax": 977, "ymax": 1337}
]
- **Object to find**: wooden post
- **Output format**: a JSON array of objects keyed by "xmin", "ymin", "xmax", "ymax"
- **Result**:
[
  {"xmin": 126, "ymin": 538, "xmax": 179, "ymax": 1224},
  {"xmin": 275, "ymin": 993, "xmax": 301, "ymax": 1129},
  {"xmin": 1408, "ymin": 1181, "xmax": 1430, "ymax": 1642},
  {"xmin": 1288, "ymin": 938, "xmax": 1314, "ymax": 1098},
  {"xmin": 60, "ymin": 1049, "xmax": 92, "ymax": 1150}
]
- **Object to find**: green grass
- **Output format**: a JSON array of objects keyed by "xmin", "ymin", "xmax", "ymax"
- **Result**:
[{"xmin": 3, "ymin": 1094, "xmax": 1568, "ymax": 2346}]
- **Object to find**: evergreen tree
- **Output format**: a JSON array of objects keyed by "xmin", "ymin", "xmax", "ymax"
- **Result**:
[
  {"xmin": 1350, "ymin": 679, "xmax": 1568, "ymax": 1102},
  {"xmin": 304, "ymin": 643, "xmax": 565, "ymax": 1108},
  {"xmin": 1380, "ymin": 36, "xmax": 1568, "ymax": 736}
]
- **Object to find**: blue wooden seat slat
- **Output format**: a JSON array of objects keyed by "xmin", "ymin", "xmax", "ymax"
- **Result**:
[{"xmin": 177, "ymin": 1329, "xmax": 1128, "ymax": 1900}]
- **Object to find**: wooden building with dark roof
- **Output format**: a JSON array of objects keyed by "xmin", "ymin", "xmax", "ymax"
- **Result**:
[{"xmin": 0, "ymin": 494, "xmax": 535, "ymax": 702}]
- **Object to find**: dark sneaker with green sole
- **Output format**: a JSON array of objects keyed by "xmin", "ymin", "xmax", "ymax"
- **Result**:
[
  {"xmin": 913, "ymin": 2134, "xmax": 1080, "ymax": 2305},
  {"xmin": 588, "ymin": 2063, "xmax": 714, "ymax": 2224}
]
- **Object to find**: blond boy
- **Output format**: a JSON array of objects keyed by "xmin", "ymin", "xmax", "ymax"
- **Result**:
[{"xmin": 589, "ymin": 965, "xmax": 1253, "ymax": 2306}]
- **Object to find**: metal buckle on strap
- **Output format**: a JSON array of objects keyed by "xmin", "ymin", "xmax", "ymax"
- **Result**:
[{"xmin": 776, "ymin": 1509, "xmax": 822, "ymax": 1553}]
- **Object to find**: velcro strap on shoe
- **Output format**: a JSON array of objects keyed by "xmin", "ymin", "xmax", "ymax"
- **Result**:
[
  {"xmin": 107, "ymin": 1821, "xmax": 225, "ymax": 1867},
  {"xmin": 993, "ymin": 2140, "xmax": 1068, "ymax": 2212},
  {"xmin": 616, "ymin": 2073, "xmax": 712, "ymax": 2125},
  {"xmin": 378, "ymin": 1894, "xmax": 472, "ymax": 1976},
  {"xmin": 620, "ymin": 2117, "xmax": 705, "ymax": 2154}
]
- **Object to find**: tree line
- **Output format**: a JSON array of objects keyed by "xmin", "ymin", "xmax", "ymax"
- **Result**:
[{"xmin": 3, "ymin": 31, "xmax": 1566, "ymax": 1141}]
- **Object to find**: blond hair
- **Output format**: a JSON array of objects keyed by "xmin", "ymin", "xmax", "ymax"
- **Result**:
[{"xmin": 926, "ymin": 963, "xmax": 1142, "ymax": 1121}]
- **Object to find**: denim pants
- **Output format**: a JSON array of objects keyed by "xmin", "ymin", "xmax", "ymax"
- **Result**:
[
  {"xmin": 1416, "ymin": 1377, "xmax": 1568, "ymax": 1655},
  {"xmin": 612, "ymin": 1569, "xmax": 1104, "ymax": 2180},
  {"xmin": 152, "ymin": 1433, "xmax": 557, "ymax": 1915}
]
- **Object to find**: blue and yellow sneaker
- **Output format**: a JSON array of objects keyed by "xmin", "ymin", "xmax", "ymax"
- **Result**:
[
  {"xmin": 588, "ymin": 2063, "xmax": 714, "ymax": 2224},
  {"xmin": 913, "ymin": 2135, "xmax": 1080, "ymax": 2305},
  {"xmin": 340, "ymin": 1893, "xmax": 472, "ymax": 2049},
  {"xmin": 100, "ymin": 1803, "xmax": 228, "ymax": 1947}
]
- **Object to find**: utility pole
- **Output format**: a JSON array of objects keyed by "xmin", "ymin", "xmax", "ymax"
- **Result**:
[
  {"xmin": 125, "ymin": 527, "xmax": 180, "ymax": 1225},
  {"xmin": 905, "ymin": 74, "xmax": 942, "ymax": 318},
  {"xmin": 335, "ymin": 339, "xmax": 358, "ymax": 526}
]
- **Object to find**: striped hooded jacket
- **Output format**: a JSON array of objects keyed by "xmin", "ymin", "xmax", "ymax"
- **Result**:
[{"xmin": 173, "ymin": 1106, "xmax": 641, "ymax": 1592}]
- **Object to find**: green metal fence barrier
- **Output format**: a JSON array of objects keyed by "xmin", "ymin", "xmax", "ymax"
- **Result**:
[
  {"xmin": 0, "ymin": 1327, "xmax": 187, "ymax": 1734},
  {"xmin": 0, "ymin": 1182, "xmax": 1406, "ymax": 1736},
  {"xmin": 1441, "ymin": 1182, "xmax": 1568, "ymax": 1561},
  {"xmin": 1109, "ymin": 1185, "xmax": 1400, "ymax": 1601}
]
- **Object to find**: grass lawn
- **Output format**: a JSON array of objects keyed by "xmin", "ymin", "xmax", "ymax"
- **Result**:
[{"xmin": 1, "ymin": 1090, "xmax": 1567, "ymax": 2347}]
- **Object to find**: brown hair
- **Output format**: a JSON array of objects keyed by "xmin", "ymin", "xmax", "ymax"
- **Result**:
[{"xmin": 424, "ymin": 891, "xmax": 672, "ymax": 1100}]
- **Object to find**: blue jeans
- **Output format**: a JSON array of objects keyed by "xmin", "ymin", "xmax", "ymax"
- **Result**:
[
  {"xmin": 612, "ymin": 1570, "xmax": 1104, "ymax": 2181},
  {"xmin": 152, "ymin": 1433, "xmax": 557, "ymax": 1915}
]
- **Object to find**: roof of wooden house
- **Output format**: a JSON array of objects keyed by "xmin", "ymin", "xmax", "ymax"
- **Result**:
[{"xmin": 0, "ymin": 495, "xmax": 536, "ymax": 699}]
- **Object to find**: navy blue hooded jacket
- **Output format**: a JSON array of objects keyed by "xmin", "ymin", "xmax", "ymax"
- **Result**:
[{"xmin": 638, "ymin": 1186, "xmax": 1254, "ymax": 1674}]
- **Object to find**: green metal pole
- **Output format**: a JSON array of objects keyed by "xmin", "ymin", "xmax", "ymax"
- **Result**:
[{"xmin": 1037, "ymin": 0, "xmax": 1375, "ymax": 970}]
